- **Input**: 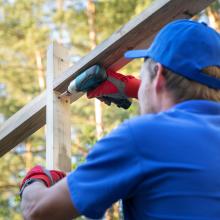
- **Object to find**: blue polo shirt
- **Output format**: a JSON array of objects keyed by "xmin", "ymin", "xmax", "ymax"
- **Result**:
[{"xmin": 67, "ymin": 100, "xmax": 220, "ymax": 219}]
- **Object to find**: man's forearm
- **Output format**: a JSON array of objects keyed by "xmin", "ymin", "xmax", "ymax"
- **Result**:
[
  {"xmin": 21, "ymin": 182, "xmax": 47, "ymax": 220},
  {"xmin": 21, "ymin": 178, "xmax": 79, "ymax": 220}
]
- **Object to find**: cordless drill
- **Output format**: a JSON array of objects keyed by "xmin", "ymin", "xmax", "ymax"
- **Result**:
[{"xmin": 60, "ymin": 64, "xmax": 131, "ymax": 109}]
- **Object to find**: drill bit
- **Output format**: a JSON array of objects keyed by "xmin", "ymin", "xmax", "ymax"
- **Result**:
[{"xmin": 58, "ymin": 91, "xmax": 71, "ymax": 98}]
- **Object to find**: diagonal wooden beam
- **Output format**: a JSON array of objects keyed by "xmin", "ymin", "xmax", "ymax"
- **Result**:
[
  {"xmin": 53, "ymin": 0, "xmax": 215, "ymax": 93},
  {"xmin": 0, "ymin": 0, "xmax": 215, "ymax": 156},
  {"xmin": 0, "ymin": 92, "xmax": 46, "ymax": 156}
]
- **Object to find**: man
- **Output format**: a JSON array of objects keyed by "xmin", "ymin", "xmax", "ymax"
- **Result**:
[{"xmin": 20, "ymin": 19, "xmax": 220, "ymax": 219}]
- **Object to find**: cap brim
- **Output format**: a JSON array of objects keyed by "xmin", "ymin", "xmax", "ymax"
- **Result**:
[{"xmin": 124, "ymin": 49, "xmax": 149, "ymax": 59}]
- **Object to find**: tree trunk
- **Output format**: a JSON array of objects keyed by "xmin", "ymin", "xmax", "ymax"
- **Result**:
[
  {"xmin": 25, "ymin": 142, "xmax": 33, "ymax": 171},
  {"xmin": 56, "ymin": 0, "xmax": 64, "ymax": 43},
  {"xmin": 56, "ymin": 0, "xmax": 64, "ymax": 11},
  {"xmin": 86, "ymin": 0, "xmax": 103, "ymax": 140},
  {"xmin": 35, "ymin": 50, "xmax": 45, "ymax": 91}
]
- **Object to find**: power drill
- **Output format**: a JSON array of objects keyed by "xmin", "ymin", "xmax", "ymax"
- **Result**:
[{"xmin": 60, "ymin": 64, "xmax": 131, "ymax": 109}]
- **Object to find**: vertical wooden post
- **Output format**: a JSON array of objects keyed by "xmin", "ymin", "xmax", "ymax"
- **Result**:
[{"xmin": 46, "ymin": 42, "xmax": 71, "ymax": 172}]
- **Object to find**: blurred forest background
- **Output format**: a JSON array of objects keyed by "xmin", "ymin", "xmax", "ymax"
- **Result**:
[{"xmin": 0, "ymin": 0, "xmax": 220, "ymax": 219}]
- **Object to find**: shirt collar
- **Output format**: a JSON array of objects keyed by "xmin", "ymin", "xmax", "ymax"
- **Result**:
[{"xmin": 171, "ymin": 100, "xmax": 220, "ymax": 115}]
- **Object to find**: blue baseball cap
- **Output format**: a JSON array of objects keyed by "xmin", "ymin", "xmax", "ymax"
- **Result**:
[{"xmin": 124, "ymin": 19, "xmax": 220, "ymax": 89}]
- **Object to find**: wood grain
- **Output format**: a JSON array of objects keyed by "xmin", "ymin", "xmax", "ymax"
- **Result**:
[{"xmin": 46, "ymin": 42, "xmax": 71, "ymax": 172}]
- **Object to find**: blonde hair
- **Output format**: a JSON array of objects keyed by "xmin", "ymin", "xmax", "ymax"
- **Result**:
[{"xmin": 147, "ymin": 59, "xmax": 220, "ymax": 102}]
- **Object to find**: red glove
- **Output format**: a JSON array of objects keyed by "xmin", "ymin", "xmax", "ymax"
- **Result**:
[
  {"xmin": 87, "ymin": 69, "xmax": 140, "ymax": 109},
  {"xmin": 19, "ymin": 165, "xmax": 65, "ymax": 198}
]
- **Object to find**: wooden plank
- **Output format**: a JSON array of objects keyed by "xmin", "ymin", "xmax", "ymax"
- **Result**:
[
  {"xmin": 0, "ymin": 92, "xmax": 46, "ymax": 156},
  {"xmin": 0, "ymin": 0, "xmax": 215, "ymax": 156},
  {"xmin": 46, "ymin": 42, "xmax": 71, "ymax": 172},
  {"xmin": 0, "ymin": 90, "xmax": 82, "ymax": 157}
]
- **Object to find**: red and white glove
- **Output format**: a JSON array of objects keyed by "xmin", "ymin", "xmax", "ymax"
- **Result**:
[
  {"xmin": 19, "ymin": 165, "xmax": 66, "ymax": 198},
  {"xmin": 87, "ymin": 69, "xmax": 140, "ymax": 109}
]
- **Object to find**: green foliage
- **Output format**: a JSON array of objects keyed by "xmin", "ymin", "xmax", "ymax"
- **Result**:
[
  {"xmin": 210, "ymin": 1, "xmax": 220, "ymax": 11},
  {"xmin": 0, "ymin": 0, "xmax": 48, "ymax": 218},
  {"xmin": 0, "ymin": 0, "xmax": 49, "ymax": 116},
  {"xmin": 95, "ymin": 0, "xmax": 153, "ymax": 42}
]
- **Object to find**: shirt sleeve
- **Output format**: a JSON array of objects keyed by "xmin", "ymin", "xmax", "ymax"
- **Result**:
[{"xmin": 67, "ymin": 120, "xmax": 142, "ymax": 219}]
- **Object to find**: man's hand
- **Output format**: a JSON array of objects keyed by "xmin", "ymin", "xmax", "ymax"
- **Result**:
[
  {"xmin": 20, "ymin": 166, "xmax": 78, "ymax": 220},
  {"xmin": 20, "ymin": 165, "xmax": 65, "ymax": 198},
  {"xmin": 87, "ymin": 69, "xmax": 140, "ymax": 109}
]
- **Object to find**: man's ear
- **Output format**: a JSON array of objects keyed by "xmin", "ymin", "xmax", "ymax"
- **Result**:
[{"xmin": 154, "ymin": 63, "xmax": 166, "ymax": 93}]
